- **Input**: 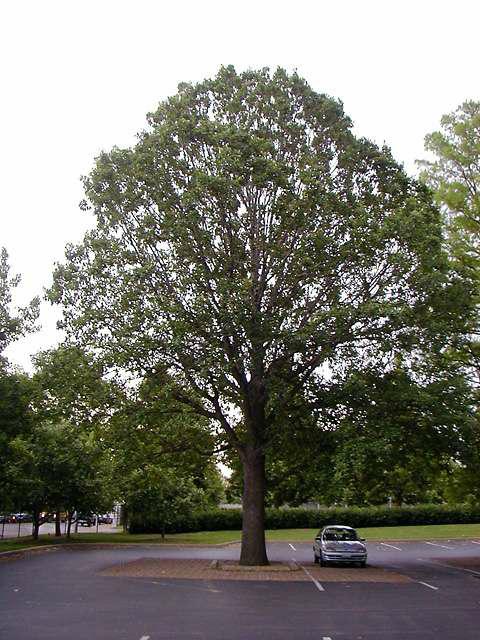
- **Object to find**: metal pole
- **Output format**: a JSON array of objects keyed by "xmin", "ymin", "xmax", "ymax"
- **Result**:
[
  {"xmin": 17, "ymin": 518, "xmax": 21, "ymax": 537},
  {"xmin": 1, "ymin": 517, "xmax": 5, "ymax": 539}
]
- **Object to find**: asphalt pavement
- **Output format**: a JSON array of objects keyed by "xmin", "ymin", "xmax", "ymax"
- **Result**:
[{"xmin": 1, "ymin": 538, "xmax": 480, "ymax": 639}]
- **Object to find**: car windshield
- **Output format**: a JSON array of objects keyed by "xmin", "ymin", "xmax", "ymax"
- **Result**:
[{"xmin": 323, "ymin": 528, "xmax": 358, "ymax": 541}]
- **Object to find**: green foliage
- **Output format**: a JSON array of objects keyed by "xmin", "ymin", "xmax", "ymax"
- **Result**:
[
  {"xmin": 129, "ymin": 503, "xmax": 480, "ymax": 534},
  {"xmin": 0, "ymin": 247, "xmax": 39, "ymax": 354},
  {"xmin": 325, "ymin": 364, "xmax": 475, "ymax": 505},
  {"xmin": 107, "ymin": 370, "xmax": 224, "ymax": 519},
  {"xmin": 32, "ymin": 345, "xmax": 120, "ymax": 428},
  {"xmin": 125, "ymin": 465, "xmax": 207, "ymax": 536},
  {"xmin": 6, "ymin": 421, "xmax": 114, "ymax": 530},
  {"xmin": 0, "ymin": 368, "xmax": 37, "ymax": 513},
  {"xmin": 418, "ymin": 101, "xmax": 480, "ymax": 379},
  {"xmin": 418, "ymin": 100, "xmax": 480, "ymax": 245}
]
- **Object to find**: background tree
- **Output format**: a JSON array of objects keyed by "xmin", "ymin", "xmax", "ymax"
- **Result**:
[
  {"xmin": 32, "ymin": 345, "xmax": 120, "ymax": 428},
  {"xmin": 418, "ymin": 101, "xmax": 480, "ymax": 255},
  {"xmin": 6, "ymin": 420, "xmax": 114, "ymax": 539},
  {"xmin": 0, "ymin": 249, "xmax": 40, "ymax": 519},
  {"xmin": 125, "ymin": 465, "xmax": 210, "ymax": 539},
  {"xmin": 418, "ymin": 101, "xmax": 480, "ymax": 379},
  {"xmin": 107, "ymin": 371, "xmax": 224, "ymax": 530},
  {"xmin": 0, "ymin": 369, "xmax": 37, "ymax": 517},
  {"xmin": 50, "ymin": 67, "xmax": 472, "ymax": 564},
  {"xmin": 324, "ymin": 363, "xmax": 474, "ymax": 505},
  {"xmin": 0, "ymin": 247, "xmax": 39, "ymax": 354}
]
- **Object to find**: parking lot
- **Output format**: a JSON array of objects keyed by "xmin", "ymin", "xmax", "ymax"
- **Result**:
[
  {"xmin": 1, "ymin": 538, "xmax": 480, "ymax": 639},
  {"xmin": 0, "ymin": 520, "xmax": 119, "ymax": 539}
]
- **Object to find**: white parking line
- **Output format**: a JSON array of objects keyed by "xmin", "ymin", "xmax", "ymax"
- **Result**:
[
  {"xmin": 139, "ymin": 636, "xmax": 150, "ymax": 640},
  {"xmin": 322, "ymin": 637, "xmax": 332, "ymax": 639},
  {"xmin": 380, "ymin": 542, "xmax": 402, "ymax": 551},
  {"xmin": 418, "ymin": 581, "xmax": 439, "ymax": 590},
  {"xmin": 300, "ymin": 565, "xmax": 325, "ymax": 591},
  {"xmin": 424, "ymin": 541, "xmax": 455, "ymax": 550},
  {"xmin": 428, "ymin": 559, "xmax": 480, "ymax": 578},
  {"xmin": 289, "ymin": 543, "xmax": 296, "ymax": 551},
  {"xmin": 470, "ymin": 540, "xmax": 480, "ymax": 545}
]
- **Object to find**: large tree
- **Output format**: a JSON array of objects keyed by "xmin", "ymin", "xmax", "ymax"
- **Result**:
[{"xmin": 50, "ymin": 67, "xmax": 471, "ymax": 564}]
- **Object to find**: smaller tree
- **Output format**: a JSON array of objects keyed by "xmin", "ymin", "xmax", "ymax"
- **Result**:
[
  {"xmin": 7, "ymin": 421, "xmax": 113, "ymax": 539},
  {"xmin": 325, "ymin": 363, "xmax": 475, "ymax": 505},
  {"xmin": 418, "ymin": 102, "xmax": 480, "ymax": 381},
  {"xmin": 418, "ymin": 100, "xmax": 480, "ymax": 249},
  {"xmin": 32, "ymin": 345, "xmax": 120, "ymax": 428},
  {"xmin": 125, "ymin": 465, "xmax": 205, "ymax": 539},
  {"xmin": 0, "ymin": 369, "xmax": 37, "ymax": 517},
  {"xmin": 108, "ymin": 372, "xmax": 225, "ymax": 534},
  {"xmin": 0, "ymin": 247, "xmax": 39, "ymax": 354}
]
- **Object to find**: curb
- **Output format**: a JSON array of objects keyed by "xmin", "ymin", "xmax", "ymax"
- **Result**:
[{"xmin": 0, "ymin": 545, "xmax": 58, "ymax": 559}]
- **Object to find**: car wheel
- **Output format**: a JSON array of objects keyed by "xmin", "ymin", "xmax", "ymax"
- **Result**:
[
  {"xmin": 320, "ymin": 553, "xmax": 326, "ymax": 567},
  {"xmin": 360, "ymin": 561, "xmax": 366, "ymax": 568},
  {"xmin": 314, "ymin": 554, "xmax": 319, "ymax": 564}
]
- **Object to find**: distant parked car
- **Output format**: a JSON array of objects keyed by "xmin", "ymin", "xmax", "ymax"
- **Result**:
[
  {"xmin": 97, "ymin": 514, "xmax": 113, "ymax": 525},
  {"xmin": 77, "ymin": 514, "xmax": 96, "ymax": 527},
  {"xmin": 0, "ymin": 514, "xmax": 14, "ymax": 524},
  {"xmin": 11, "ymin": 513, "xmax": 32, "ymax": 523},
  {"xmin": 313, "ymin": 525, "xmax": 367, "ymax": 567}
]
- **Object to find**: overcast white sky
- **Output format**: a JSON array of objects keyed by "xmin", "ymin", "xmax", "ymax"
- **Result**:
[{"xmin": 2, "ymin": 0, "xmax": 479, "ymax": 372}]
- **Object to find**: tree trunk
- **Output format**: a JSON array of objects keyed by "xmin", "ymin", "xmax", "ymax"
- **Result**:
[
  {"xmin": 55, "ymin": 510, "xmax": 62, "ymax": 537},
  {"xmin": 32, "ymin": 509, "xmax": 40, "ymax": 540},
  {"xmin": 121, "ymin": 506, "xmax": 128, "ymax": 533},
  {"xmin": 67, "ymin": 512, "xmax": 73, "ymax": 538},
  {"xmin": 239, "ymin": 446, "xmax": 269, "ymax": 566}
]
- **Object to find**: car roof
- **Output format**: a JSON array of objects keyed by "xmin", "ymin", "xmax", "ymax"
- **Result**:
[{"xmin": 322, "ymin": 525, "xmax": 355, "ymax": 530}]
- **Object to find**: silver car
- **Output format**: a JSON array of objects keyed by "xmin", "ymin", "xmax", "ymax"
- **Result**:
[{"xmin": 313, "ymin": 525, "xmax": 367, "ymax": 567}]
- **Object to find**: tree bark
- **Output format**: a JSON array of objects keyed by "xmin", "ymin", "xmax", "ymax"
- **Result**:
[
  {"xmin": 66, "ymin": 511, "xmax": 73, "ymax": 538},
  {"xmin": 239, "ymin": 446, "xmax": 269, "ymax": 566},
  {"xmin": 32, "ymin": 509, "xmax": 40, "ymax": 540},
  {"xmin": 55, "ymin": 510, "xmax": 62, "ymax": 537}
]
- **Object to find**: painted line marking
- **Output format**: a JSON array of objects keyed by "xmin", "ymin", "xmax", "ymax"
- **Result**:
[
  {"xmin": 428, "ymin": 559, "xmax": 480, "ymax": 577},
  {"xmin": 289, "ymin": 543, "xmax": 296, "ymax": 551},
  {"xmin": 300, "ymin": 564, "xmax": 325, "ymax": 591},
  {"xmin": 418, "ymin": 581, "xmax": 439, "ymax": 590},
  {"xmin": 424, "ymin": 541, "xmax": 455, "ymax": 550},
  {"xmin": 139, "ymin": 636, "xmax": 150, "ymax": 640},
  {"xmin": 470, "ymin": 540, "xmax": 480, "ymax": 545},
  {"xmin": 381, "ymin": 542, "xmax": 402, "ymax": 551},
  {"xmin": 322, "ymin": 637, "xmax": 333, "ymax": 640}
]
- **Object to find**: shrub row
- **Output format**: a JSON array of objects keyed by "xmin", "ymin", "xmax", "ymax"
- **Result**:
[{"xmin": 128, "ymin": 503, "xmax": 480, "ymax": 534}]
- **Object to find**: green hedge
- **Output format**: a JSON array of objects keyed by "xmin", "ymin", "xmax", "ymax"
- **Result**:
[{"xmin": 128, "ymin": 503, "xmax": 480, "ymax": 534}]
